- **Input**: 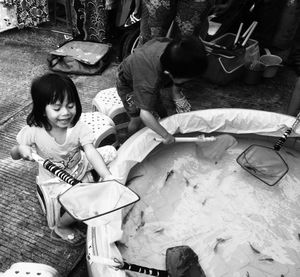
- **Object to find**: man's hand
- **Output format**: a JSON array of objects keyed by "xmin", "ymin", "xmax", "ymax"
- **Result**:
[
  {"xmin": 161, "ymin": 133, "xmax": 175, "ymax": 144},
  {"xmin": 139, "ymin": 109, "xmax": 175, "ymax": 144}
]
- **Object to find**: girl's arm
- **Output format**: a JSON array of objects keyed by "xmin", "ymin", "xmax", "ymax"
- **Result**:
[
  {"xmin": 10, "ymin": 144, "xmax": 34, "ymax": 161},
  {"xmin": 140, "ymin": 109, "xmax": 175, "ymax": 144},
  {"xmin": 83, "ymin": 143, "xmax": 112, "ymax": 179}
]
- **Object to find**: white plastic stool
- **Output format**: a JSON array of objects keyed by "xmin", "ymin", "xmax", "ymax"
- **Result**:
[
  {"xmin": 92, "ymin": 87, "xmax": 129, "ymax": 129},
  {"xmin": 80, "ymin": 112, "xmax": 119, "ymax": 148},
  {"xmin": 3, "ymin": 262, "xmax": 60, "ymax": 277}
]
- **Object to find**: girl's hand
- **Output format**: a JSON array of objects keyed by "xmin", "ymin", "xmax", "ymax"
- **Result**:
[
  {"xmin": 18, "ymin": 145, "xmax": 34, "ymax": 161},
  {"xmin": 11, "ymin": 144, "xmax": 34, "ymax": 161}
]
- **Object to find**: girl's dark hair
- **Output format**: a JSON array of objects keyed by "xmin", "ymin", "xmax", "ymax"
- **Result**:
[
  {"xmin": 160, "ymin": 36, "xmax": 208, "ymax": 78},
  {"xmin": 27, "ymin": 73, "xmax": 82, "ymax": 130}
]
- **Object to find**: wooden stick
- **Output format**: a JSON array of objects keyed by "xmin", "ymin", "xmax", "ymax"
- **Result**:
[
  {"xmin": 242, "ymin": 21, "xmax": 258, "ymax": 46},
  {"xmin": 241, "ymin": 21, "xmax": 256, "ymax": 39},
  {"xmin": 234, "ymin": 23, "xmax": 244, "ymax": 45}
]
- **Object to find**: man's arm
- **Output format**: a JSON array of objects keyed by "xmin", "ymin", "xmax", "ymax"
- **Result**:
[{"xmin": 140, "ymin": 109, "xmax": 174, "ymax": 144}]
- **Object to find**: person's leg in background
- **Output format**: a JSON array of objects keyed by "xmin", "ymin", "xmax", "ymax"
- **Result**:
[
  {"xmin": 138, "ymin": 0, "xmax": 151, "ymax": 45},
  {"xmin": 287, "ymin": 77, "xmax": 300, "ymax": 116},
  {"xmin": 143, "ymin": 0, "xmax": 176, "ymax": 39},
  {"xmin": 175, "ymin": 0, "xmax": 215, "ymax": 39},
  {"xmin": 287, "ymin": 22, "xmax": 300, "ymax": 116},
  {"xmin": 252, "ymin": 0, "xmax": 287, "ymax": 52},
  {"xmin": 288, "ymin": 7, "xmax": 300, "ymax": 77}
]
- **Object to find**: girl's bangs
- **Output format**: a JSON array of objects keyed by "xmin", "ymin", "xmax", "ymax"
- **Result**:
[{"xmin": 50, "ymin": 84, "xmax": 76, "ymax": 104}]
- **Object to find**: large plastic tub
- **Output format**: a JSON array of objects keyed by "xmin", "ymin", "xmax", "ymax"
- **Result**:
[{"xmin": 86, "ymin": 109, "xmax": 300, "ymax": 277}]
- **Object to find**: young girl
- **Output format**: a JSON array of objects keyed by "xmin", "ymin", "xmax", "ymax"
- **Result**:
[{"xmin": 11, "ymin": 73, "xmax": 117, "ymax": 244}]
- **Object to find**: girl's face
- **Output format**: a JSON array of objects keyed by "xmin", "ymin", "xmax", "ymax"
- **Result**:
[{"xmin": 45, "ymin": 95, "xmax": 76, "ymax": 130}]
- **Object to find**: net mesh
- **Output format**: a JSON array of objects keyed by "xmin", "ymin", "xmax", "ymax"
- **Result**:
[{"xmin": 236, "ymin": 144, "xmax": 288, "ymax": 186}]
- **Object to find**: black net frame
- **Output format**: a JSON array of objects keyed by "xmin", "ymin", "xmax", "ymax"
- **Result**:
[
  {"xmin": 236, "ymin": 112, "xmax": 300, "ymax": 186},
  {"xmin": 236, "ymin": 144, "xmax": 289, "ymax": 186}
]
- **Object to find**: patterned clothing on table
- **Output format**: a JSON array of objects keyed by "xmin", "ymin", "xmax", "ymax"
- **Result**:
[{"xmin": 142, "ymin": 0, "xmax": 215, "ymax": 40}]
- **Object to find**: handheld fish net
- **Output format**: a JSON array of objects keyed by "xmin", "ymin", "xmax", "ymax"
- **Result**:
[
  {"xmin": 236, "ymin": 113, "xmax": 300, "ymax": 186},
  {"xmin": 32, "ymin": 153, "xmax": 139, "ymax": 220}
]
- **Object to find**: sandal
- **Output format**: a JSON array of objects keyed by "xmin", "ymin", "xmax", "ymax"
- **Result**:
[
  {"xmin": 124, "ymin": 13, "xmax": 141, "ymax": 27},
  {"xmin": 174, "ymin": 96, "xmax": 192, "ymax": 113},
  {"xmin": 50, "ymin": 227, "xmax": 86, "ymax": 247}
]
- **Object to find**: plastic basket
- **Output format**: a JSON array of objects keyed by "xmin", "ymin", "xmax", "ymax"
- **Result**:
[{"xmin": 203, "ymin": 33, "xmax": 258, "ymax": 85}]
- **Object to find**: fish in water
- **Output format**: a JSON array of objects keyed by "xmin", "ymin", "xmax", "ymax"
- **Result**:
[
  {"xmin": 184, "ymin": 177, "xmax": 190, "ymax": 187},
  {"xmin": 165, "ymin": 170, "xmax": 174, "ymax": 183},
  {"xmin": 259, "ymin": 257, "xmax": 274, "ymax": 262},
  {"xmin": 245, "ymin": 165, "xmax": 257, "ymax": 173},
  {"xmin": 213, "ymin": 237, "xmax": 231, "ymax": 252},
  {"xmin": 286, "ymin": 151, "xmax": 297, "ymax": 158},
  {"xmin": 184, "ymin": 177, "xmax": 199, "ymax": 189},
  {"xmin": 136, "ymin": 211, "xmax": 145, "ymax": 231},
  {"xmin": 122, "ymin": 205, "xmax": 135, "ymax": 225},
  {"xmin": 154, "ymin": 227, "xmax": 164, "ymax": 234},
  {"xmin": 249, "ymin": 242, "xmax": 261, "ymax": 254}
]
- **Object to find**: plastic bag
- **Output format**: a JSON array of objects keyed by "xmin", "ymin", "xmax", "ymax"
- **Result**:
[{"xmin": 48, "ymin": 40, "xmax": 111, "ymax": 75}]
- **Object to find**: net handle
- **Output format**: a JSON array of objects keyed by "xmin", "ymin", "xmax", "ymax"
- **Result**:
[
  {"xmin": 32, "ymin": 153, "xmax": 80, "ymax": 186},
  {"xmin": 154, "ymin": 135, "xmax": 216, "ymax": 143},
  {"xmin": 120, "ymin": 262, "xmax": 168, "ymax": 277},
  {"xmin": 273, "ymin": 112, "xmax": 300, "ymax": 151}
]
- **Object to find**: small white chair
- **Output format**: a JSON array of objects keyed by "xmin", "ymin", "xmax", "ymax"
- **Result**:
[
  {"xmin": 92, "ymin": 87, "xmax": 129, "ymax": 130},
  {"xmin": 80, "ymin": 112, "xmax": 119, "ymax": 148},
  {"xmin": 2, "ymin": 262, "xmax": 60, "ymax": 277}
]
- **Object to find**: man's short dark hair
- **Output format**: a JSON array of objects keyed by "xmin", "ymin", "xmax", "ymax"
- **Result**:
[{"xmin": 160, "ymin": 36, "xmax": 208, "ymax": 78}]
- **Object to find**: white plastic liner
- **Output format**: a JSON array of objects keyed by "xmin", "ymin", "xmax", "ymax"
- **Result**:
[
  {"xmin": 86, "ymin": 108, "xmax": 300, "ymax": 277},
  {"xmin": 110, "ymin": 108, "xmax": 300, "ymax": 184}
]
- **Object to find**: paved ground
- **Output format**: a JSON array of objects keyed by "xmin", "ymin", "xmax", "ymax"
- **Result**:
[{"xmin": 0, "ymin": 20, "xmax": 298, "ymax": 276}]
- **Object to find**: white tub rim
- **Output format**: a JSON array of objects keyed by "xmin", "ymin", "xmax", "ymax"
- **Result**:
[{"xmin": 110, "ymin": 108, "xmax": 300, "ymax": 184}]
